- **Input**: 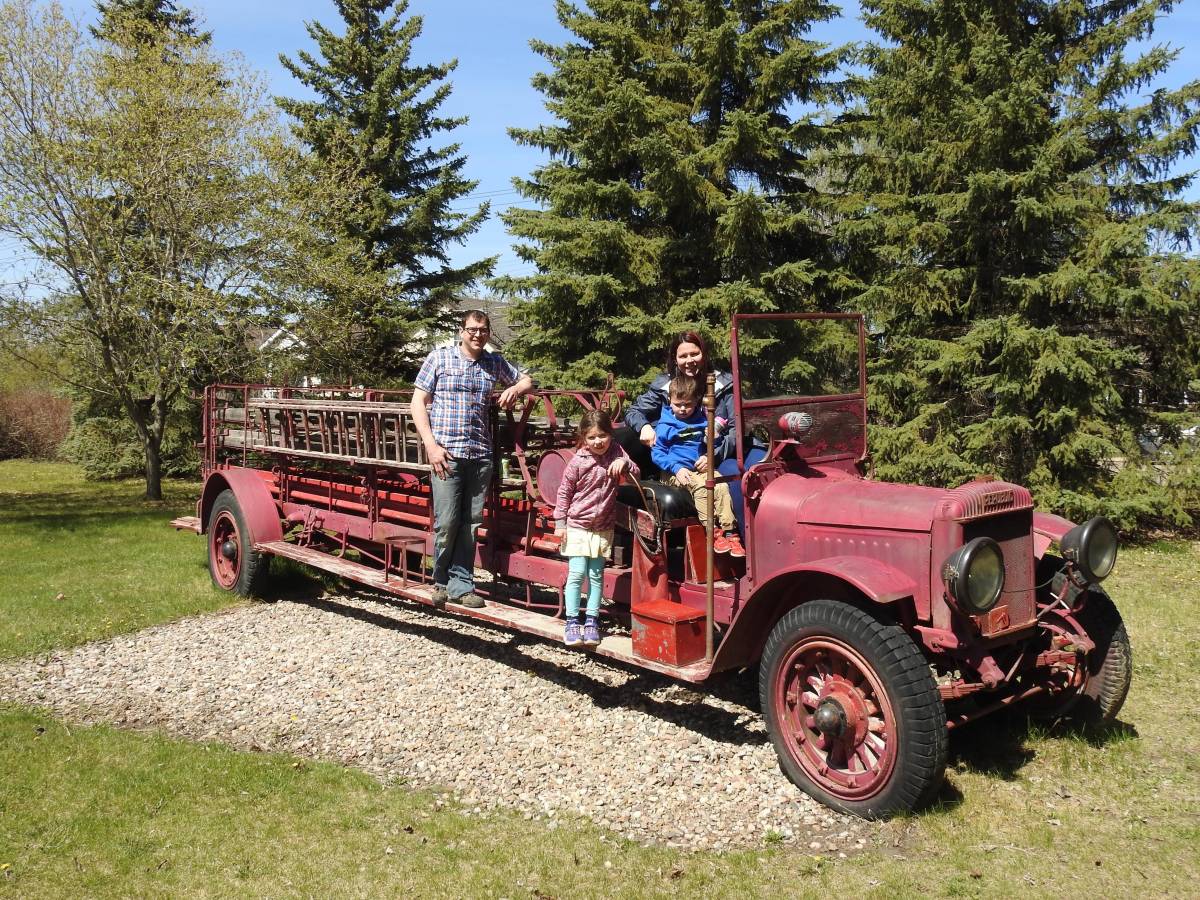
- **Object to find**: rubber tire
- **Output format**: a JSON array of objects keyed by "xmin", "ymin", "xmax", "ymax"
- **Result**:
[
  {"xmin": 207, "ymin": 488, "xmax": 269, "ymax": 596},
  {"xmin": 759, "ymin": 599, "xmax": 947, "ymax": 818},
  {"xmin": 1058, "ymin": 591, "xmax": 1132, "ymax": 724}
]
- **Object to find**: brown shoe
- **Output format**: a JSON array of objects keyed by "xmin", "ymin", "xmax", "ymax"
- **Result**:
[
  {"xmin": 431, "ymin": 585, "xmax": 448, "ymax": 609},
  {"xmin": 452, "ymin": 592, "xmax": 485, "ymax": 609}
]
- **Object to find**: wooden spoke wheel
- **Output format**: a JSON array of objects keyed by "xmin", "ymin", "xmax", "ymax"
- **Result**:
[
  {"xmin": 760, "ymin": 599, "xmax": 947, "ymax": 818},
  {"xmin": 207, "ymin": 489, "xmax": 268, "ymax": 596}
]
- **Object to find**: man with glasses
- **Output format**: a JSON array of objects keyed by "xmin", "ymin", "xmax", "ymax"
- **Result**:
[{"xmin": 411, "ymin": 310, "xmax": 533, "ymax": 608}]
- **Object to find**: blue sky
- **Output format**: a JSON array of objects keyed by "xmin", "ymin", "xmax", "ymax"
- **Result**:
[{"xmin": 45, "ymin": 0, "xmax": 1200, "ymax": 281}]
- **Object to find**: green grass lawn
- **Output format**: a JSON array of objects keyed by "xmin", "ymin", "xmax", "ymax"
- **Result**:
[
  {"xmin": 1, "ymin": 461, "xmax": 1197, "ymax": 897},
  {"xmin": 0, "ymin": 461, "xmax": 237, "ymax": 659}
]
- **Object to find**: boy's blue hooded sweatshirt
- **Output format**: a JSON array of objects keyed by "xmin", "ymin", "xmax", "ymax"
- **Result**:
[{"xmin": 651, "ymin": 406, "xmax": 709, "ymax": 477}]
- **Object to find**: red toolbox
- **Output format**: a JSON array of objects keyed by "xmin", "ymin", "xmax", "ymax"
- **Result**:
[{"xmin": 630, "ymin": 600, "xmax": 706, "ymax": 666}]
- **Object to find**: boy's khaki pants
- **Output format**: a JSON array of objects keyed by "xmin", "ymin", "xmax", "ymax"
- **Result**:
[{"xmin": 668, "ymin": 473, "xmax": 736, "ymax": 531}]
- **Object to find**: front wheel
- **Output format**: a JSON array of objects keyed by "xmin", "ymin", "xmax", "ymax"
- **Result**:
[
  {"xmin": 207, "ymin": 488, "xmax": 269, "ymax": 596},
  {"xmin": 759, "ymin": 599, "xmax": 947, "ymax": 818},
  {"xmin": 1030, "ymin": 590, "xmax": 1132, "ymax": 724}
]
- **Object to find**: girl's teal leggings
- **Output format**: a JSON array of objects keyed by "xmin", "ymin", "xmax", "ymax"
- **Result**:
[{"xmin": 565, "ymin": 555, "xmax": 605, "ymax": 619}]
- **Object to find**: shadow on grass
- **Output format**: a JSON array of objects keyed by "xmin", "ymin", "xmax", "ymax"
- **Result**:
[
  {"xmin": 0, "ymin": 483, "xmax": 198, "ymax": 534},
  {"xmin": 256, "ymin": 558, "xmax": 330, "ymax": 603},
  {"xmin": 947, "ymin": 711, "xmax": 1139, "ymax": 780},
  {"xmin": 1036, "ymin": 715, "xmax": 1140, "ymax": 747},
  {"xmin": 294, "ymin": 592, "xmax": 768, "ymax": 748},
  {"xmin": 948, "ymin": 716, "xmax": 1039, "ymax": 779},
  {"xmin": 0, "ymin": 508, "xmax": 194, "ymax": 534}
]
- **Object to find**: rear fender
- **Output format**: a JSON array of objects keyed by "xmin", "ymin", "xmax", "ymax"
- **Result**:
[
  {"xmin": 200, "ymin": 467, "xmax": 283, "ymax": 544},
  {"xmin": 711, "ymin": 556, "xmax": 919, "ymax": 673}
]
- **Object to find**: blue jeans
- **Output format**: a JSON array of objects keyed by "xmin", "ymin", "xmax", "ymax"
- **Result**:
[
  {"xmin": 430, "ymin": 456, "xmax": 492, "ymax": 599},
  {"xmin": 718, "ymin": 447, "xmax": 768, "ymax": 534},
  {"xmin": 564, "ymin": 555, "xmax": 604, "ymax": 619}
]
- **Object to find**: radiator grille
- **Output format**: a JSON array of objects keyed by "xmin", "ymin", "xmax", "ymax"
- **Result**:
[{"xmin": 964, "ymin": 510, "xmax": 1036, "ymax": 637}]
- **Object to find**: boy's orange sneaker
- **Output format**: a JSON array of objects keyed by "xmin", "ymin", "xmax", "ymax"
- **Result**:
[
  {"xmin": 713, "ymin": 531, "xmax": 732, "ymax": 554},
  {"xmin": 725, "ymin": 531, "xmax": 745, "ymax": 558}
]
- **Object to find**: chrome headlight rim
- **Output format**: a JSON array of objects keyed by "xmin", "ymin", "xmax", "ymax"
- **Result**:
[
  {"xmin": 1061, "ymin": 516, "xmax": 1118, "ymax": 583},
  {"xmin": 942, "ymin": 536, "xmax": 1006, "ymax": 614}
]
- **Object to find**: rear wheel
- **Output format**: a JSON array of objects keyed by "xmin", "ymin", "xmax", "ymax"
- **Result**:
[
  {"xmin": 207, "ymin": 489, "xmax": 269, "ymax": 596},
  {"xmin": 759, "ymin": 599, "xmax": 947, "ymax": 818}
]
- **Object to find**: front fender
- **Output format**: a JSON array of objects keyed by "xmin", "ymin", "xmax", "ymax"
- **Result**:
[
  {"xmin": 1032, "ymin": 511, "xmax": 1076, "ymax": 560},
  {"xmin": 710, "ymin": 556, "xmax": 918, "ymax": 674},
  {"xmin": 199, "ymin": 467, "xmax": 282, "ymax": 544},
  {"xmin": 782, "ymin": 556, "xmax": 920, "ymax": 605}
]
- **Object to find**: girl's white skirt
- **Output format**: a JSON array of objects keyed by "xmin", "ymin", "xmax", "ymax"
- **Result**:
[{"xmin": 559, "ymin": 526, "xmax": 613, "ymax": 559}]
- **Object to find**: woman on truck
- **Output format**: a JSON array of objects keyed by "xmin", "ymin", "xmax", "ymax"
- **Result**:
[
  {"xmin": 621, "ymin": 330, "xmax": 764, "ymax": 532},
  {"xmin": 623, "ymin": 331, "xmax": 735, "ymax": 463}
]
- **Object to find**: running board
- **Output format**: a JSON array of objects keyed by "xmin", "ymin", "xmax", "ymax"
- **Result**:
[
  {"xmin": 171, "ymin": 515, "xmax": 202, "ymax": 533},
  {"xmin": 254, "ymin": 540, "xmax": 712, "ymax": 684}
]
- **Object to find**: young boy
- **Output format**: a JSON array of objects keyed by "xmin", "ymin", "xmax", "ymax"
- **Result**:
[{"xmin": 650, "ymin": 376, "xmax": 745, "ymax": 557}]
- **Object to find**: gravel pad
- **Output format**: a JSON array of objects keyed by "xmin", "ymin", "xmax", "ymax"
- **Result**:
[{"xmin": 0, "ymin": 593, "xmax": 866, "ymax": 852}]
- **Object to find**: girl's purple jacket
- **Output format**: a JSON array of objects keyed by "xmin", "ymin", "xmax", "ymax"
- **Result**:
[{"xmin": 553, "ymin": 443, "xmax": 640, "ymax": 532}]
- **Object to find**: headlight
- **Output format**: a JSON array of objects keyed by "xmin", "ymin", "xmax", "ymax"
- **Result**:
[
  {"xmin": 1061, "ymin": 516, "xmax": 1118, "ymax": 583},
  {"xmin": 942, "ymin": 537, "xmax": 1005, "ymax": 614}
]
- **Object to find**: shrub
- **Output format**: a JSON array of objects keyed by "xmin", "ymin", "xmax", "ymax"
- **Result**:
[
  {"xmin": 0, "ymin": 389, "xmax": 71, "ymax": 459},
  {"xmin": 60, "ymin": 415, "xmax": 198, "ymax": 480}
]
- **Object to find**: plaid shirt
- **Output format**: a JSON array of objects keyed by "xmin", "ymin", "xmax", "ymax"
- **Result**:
[{"xmin": 414, "ymin": 345, "xmax": 523, "ymax": 460}]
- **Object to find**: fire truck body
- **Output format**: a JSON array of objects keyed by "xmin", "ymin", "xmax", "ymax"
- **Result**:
[{"xmin": 176, "ymin": 313, "xmax": 1131, "ymax": 818}]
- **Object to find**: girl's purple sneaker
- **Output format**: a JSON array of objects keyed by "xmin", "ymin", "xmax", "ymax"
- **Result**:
[
  {"xmin": 582, "ymin": 617, "xmax": 601, "ymax": 646},
  {"xmin": 564, "ymin": 619, "xmax": 582, "ymax": 647}
]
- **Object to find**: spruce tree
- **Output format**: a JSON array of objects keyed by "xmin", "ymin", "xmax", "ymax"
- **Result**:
[
  {"xmin": 92, "ymin": 0, "xmax": 209, "ymax": 42},
  {"xmin": 839, "ymin": 0, "xmax": 1200, "ymax": 527},
  {"xmin": 500, "ymin": 0, "xmax": 848, "ymax": 388},
  {"xmin": 278, "ymin": 0, "xmax": 491, "ymax": 383}
]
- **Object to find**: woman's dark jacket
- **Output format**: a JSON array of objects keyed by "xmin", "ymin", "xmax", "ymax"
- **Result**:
[{"xmin": 623, "ymin": 369, "xmax": 737, "ymax": 463}]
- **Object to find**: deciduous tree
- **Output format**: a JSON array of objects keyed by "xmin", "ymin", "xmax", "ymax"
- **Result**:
[{"xmin": 0, "ymin": 0, "xmax": 272, "ymax": 498}]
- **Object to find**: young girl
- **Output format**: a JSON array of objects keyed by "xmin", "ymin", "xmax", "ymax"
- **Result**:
[{"xmin": 553, "ymin": 410, "xmax": 639, "ymax": 647}]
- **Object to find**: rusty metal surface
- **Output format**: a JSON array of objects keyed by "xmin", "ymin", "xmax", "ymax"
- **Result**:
[
  {"xmin": 630, "ymin": 600, "xmax": 707, "ymax": 667},
  {"xmin": 199, "ymin": 467, "xmax": 283, "ymax": 544},
  {"xmin": 254, "ymin": 540, "xmax": 710, "ymax": 682},
  {"xmin": 535, "ymin": 449, "xmax": 574, "ymax": 505},
  {"xmin": 786, "ymin": 471, "xmax": 949, "ymax": 533},
  {"xmin": 965, "ymin": 510, "xmax": 1037, "ymax": 637},
  {"xmin": 184, "ymin": 308, "xmax": 1101, "ymax": 744}
]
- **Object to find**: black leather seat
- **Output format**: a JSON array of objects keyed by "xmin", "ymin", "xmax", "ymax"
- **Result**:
[
  {"xmin": 613, "ymin": 424, "xmax": 657, "ymax": 477},
  {"xmin": 613, "ymin": 424, "xmax": 697, "ymax": 521},
  {"xmin": 616, "ymin": 480, "xmax": 696, "ymax": 521}
]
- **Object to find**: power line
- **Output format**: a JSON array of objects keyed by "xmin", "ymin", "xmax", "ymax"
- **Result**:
[{"xmin": 460, "ymin": 187, "xmax": 523, "ymax": 199}]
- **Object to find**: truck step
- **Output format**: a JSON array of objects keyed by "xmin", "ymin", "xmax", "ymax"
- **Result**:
[
  {"xmin": 171, "ymin": 515, "xmax": 201, "ymax": 533},
  {"xmin": 254, "ymin": 539, "xmax": 711, "ymax": 683}
]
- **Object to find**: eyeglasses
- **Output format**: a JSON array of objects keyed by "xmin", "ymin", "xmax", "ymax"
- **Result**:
[{"xmin": 463, "ymin": 326, "xmax": 490, "ymax": 336}]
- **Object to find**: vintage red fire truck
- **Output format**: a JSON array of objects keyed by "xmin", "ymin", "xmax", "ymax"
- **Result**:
[{"xmin": 173, "ymin": 313, "xmax": 1131, "ymax": 818}]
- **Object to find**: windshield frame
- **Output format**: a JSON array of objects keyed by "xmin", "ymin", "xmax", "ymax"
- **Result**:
[{"xmin": 730, "ymin": 312, "xmax": 868, "ymax": 466}]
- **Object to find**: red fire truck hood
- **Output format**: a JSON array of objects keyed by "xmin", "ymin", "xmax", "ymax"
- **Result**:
[
  {"xmin": 785, "ymin": 471, "xmax": 1032, "ymax": 532},
  {"xmin": 792, "ymin": 476, "xmax": 943, "ymax": 532}
]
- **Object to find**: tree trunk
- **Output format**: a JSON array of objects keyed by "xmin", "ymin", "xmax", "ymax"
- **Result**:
[{"xmin": 144, "ymin": 435, "xmax": 163, "ymax": 501}]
